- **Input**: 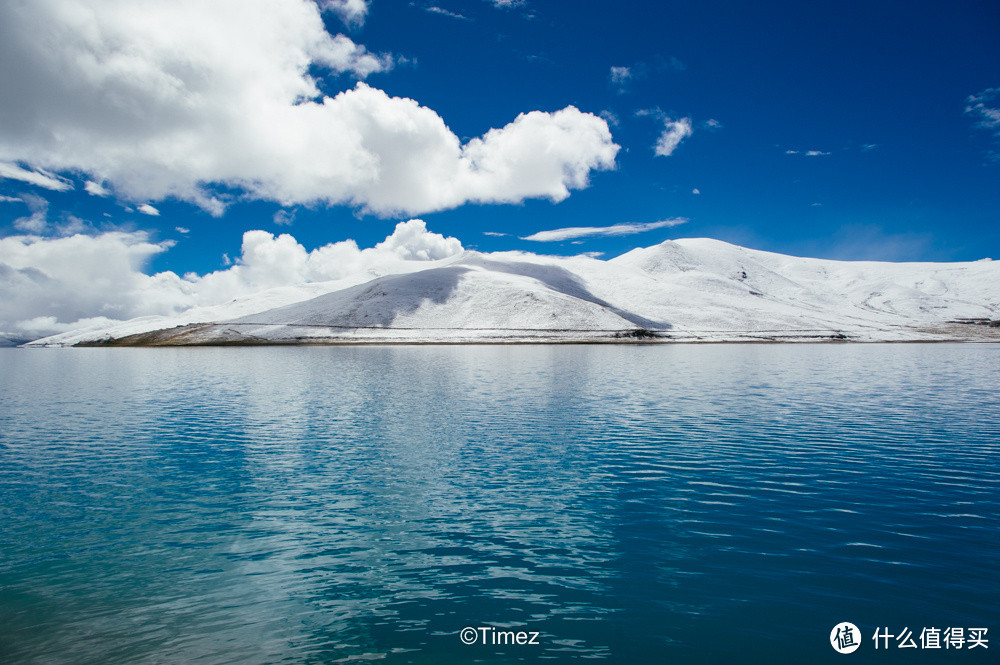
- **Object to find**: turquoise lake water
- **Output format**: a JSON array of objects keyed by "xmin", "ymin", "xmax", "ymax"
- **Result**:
[{"xmin": 1, "ymin": 344, "xmax": 997, "ymax": 664}]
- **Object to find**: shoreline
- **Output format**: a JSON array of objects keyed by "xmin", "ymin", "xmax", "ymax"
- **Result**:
[
  {"xmin": 22, "ymin": 320, "xmax": 1000, "ymax": 348},
  {"xmin": 28, "ymin": 330, "xmax": 1000, "ymax": 348}
]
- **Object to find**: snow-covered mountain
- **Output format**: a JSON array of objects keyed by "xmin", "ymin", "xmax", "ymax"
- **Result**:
[{"xmin": 26, "ymin": 238, "xmax": 1000, "ymax": 346}]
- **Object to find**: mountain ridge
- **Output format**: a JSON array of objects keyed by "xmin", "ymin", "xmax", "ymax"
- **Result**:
[{"xmin": 25, "ymin": 238, "xmax": 1000, "ymax": 346}]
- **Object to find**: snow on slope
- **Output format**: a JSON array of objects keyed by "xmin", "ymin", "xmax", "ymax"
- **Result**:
[
  {"xmin": 606, "ymin": 239, "xmax": 999, "ymax": 332},
  {"xmin": 23, "ymin": 256, "xmax": 453, "ymax": 346},
  {"xmin": 26, "ymin": 238, "xmax": 1000, "ymax": 346},
  {"xmin": 229, "ymin": 264, "xmax": 636, "ymax": 330}
]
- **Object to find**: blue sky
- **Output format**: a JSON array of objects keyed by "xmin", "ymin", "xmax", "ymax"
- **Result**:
[
  {"xmin": 0, "ymin": 0, "xmax": 998, "ymax": 338},
  {"xmin": 381, "ymin": 0, "xmax": 1000, "ymax": 261}
]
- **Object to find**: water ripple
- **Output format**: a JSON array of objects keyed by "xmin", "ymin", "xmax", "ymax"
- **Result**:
[{"xmin": 1, "ymin": 344, "xmax": 998, "ymax": 664}]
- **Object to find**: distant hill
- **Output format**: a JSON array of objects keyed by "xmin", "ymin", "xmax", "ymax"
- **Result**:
[{"xmin": 26, "ymin": 239, "xmax": 1000, "ymax": 346}]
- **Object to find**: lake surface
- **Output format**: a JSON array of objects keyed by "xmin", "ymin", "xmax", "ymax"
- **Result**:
[{"xmin": 1, "ymin": 344, "xmax": 997, "ymax": 664}]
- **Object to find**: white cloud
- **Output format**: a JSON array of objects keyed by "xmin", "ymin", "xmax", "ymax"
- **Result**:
[
  {"xmin": 482, "ymin": 231, "xmax": 507, "ymax": 236},
  {"xmin": 692, "ymin": 188, "xmax": 700, "ymax": 195},
  {"xmin": 490, "ymin": 0, "xmax": 525, "ymax": 7},
  {"xmin": 370, "ymin": 218, "xmax": 463, "ymax": 260},
  {"xmin": 786, "ymin": 149, "xmax": 830, "ymax": 156},
  {"xmin": 521, "ymin": 218, "xmax": 687, "ymax": 242},
  {"xmin": 0, "ymin": 195, "xmax": 22, "ymax": 203},
  {"xmin": 653, "ymin": 118, "xmax": 693, "ymax": 157},
  {"xmin": 14, "ymin": 214, "xmax": 47, "ymax": 234},
  {"xmin": 273, "ymin": 209, "xmax": 296, "ymax": 226},
  {"xmin": 1, "ymin": 231, "xmax": 177, "ymax": 334},
  {"xmin": 452, "ymin": 105, "xmax": 617, "ymax": 209},
  {"xmin": 424, "ymin": 5, "xmax": 471, "ymax": 20},
  {"xmin": 84, "ymin": 180, "xmax": 110, "ymax": 197},
  {"xmin": 966, "ymin": 87, "xmax": 1000, "ymax": 131},
  {"xmin": 967, "ymin": 87, "xmax": 1000, "ymax": 157},
  {"xmin": 12, "ymin": 193, "xmax": 49, "ymax": 233},
  {"xmin": 137, "ymin": 203, "xmax": 160, "ymax": 216},
  {"xmin": 610, "ymin": 66, "xmax": 632, "ymax": 89},
  {"xmin": 58, "ymin": 215, "xmax": 90, "ymax": 235},
  {"xmin": 320, "ymin": 0, "xmax": 369, "ymax": 27},
  {"xmin": 0, "ymin": 219, "xmax": 465, "ymax": 338},
  {"xmin": 17, "ymin": 315, "xmax": 121, "ymax": 335},
  {"xmin": 609, "ymin": 64, "xmax": 649, "ymax": 94},
  {"xmin": 0, "ymin": 162, "xmax": 72, "ymax": 191},
  {"xmin": 599, "ymin": 110, "xmax": 620, "ymax": 127},
  {"xmin": 175, "ymin": 226, "xmax": 190, "ymax": 234},
  {"xmin": 0, "ymin": 1, "xmax": 616, "ymax": 217}
]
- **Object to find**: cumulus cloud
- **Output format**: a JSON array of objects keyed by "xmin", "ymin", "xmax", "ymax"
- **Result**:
[
  {"xmin": 0, "ymin": 0, "xmax": 617, "ymax": 217},
  {"xmin": 371, "ymin": 218, "xmax": 463, "ymax": 260},
  {"xmin": 0, "ymin": 195, "xmax": 22, "ymax": 203},
  {"xmin": 521, "ymin": 218, "xmax": 687, "ymax": 242},
  {"xmin": 0, "ymin": 219, "xmax": 465, "ymax": 339},
  {"xmin": 0, "ymin": 231, "xmax": 177, "ymax": 334},
  {"xmin": 137, "ymin": 204, "xmax": 160, "ymax": 216},
  {"xmin": 0, "ymin": 162, "xmax": 72, "ymax": 191},
  {"xmin": 451, "ymin": 106, "xmax": 617, "ymax": 207}
]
